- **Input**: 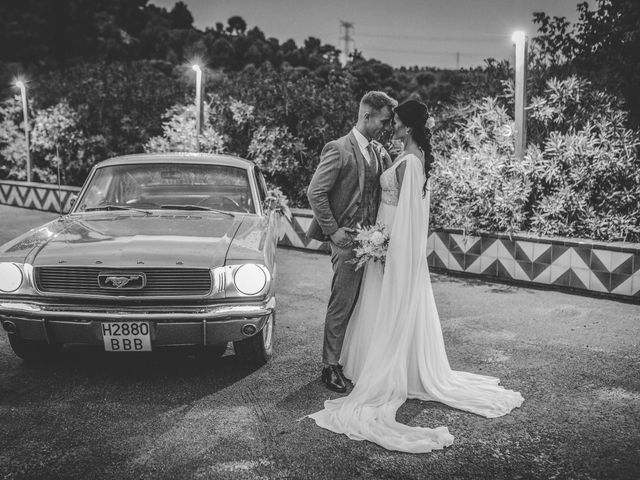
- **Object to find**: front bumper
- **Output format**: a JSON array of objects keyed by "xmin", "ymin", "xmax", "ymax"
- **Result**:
[{"xmin": 0, "ymin": 297, "xmax": 275, "ymax": 347}]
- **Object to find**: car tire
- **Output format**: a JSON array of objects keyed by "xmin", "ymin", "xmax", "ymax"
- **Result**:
[
  {"xmin": 233, "ymin": 313, "xmax": 274, "ymax": 365},
  {"xmin": 195, "ymin": 342, "xmax": 228, "ymax": 361},
  {"xmin": 8, "ymin": 334, "xmax": 62, "ymax": 363}
]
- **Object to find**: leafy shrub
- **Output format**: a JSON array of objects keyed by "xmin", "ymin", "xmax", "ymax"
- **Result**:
[
  {"xmin": 431, "ymin": 75, "xmax": 640, "ymax": 242},
  {"xmin": 430, "ymin": 97, "xmax": 533, "ymax": 235},
  {"xmin": 0, "ymin": 96, "xmax": 106, "ymax": 184},
  {"xmin": 0, "ymin": 96, "xmax": 26, "ymax": 180},
  {"xmin": 526, "ymin": 76, "xmax": 640, "ymax": 241},
  {"xmin": 145, "ymin": 102, "xmax": 227, "ymax": 154},
  {"xmin": 210, "ymin": 64, "xmax": 358, "ymax": 206},
  {"xmin": 247, "ymin": 126, "xmax": 306, "ymax": 202}
]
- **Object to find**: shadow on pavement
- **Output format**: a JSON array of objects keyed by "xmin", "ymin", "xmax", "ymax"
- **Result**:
[{"xmin": 1, "ymin": 345, "xmax": 260, "ymax": 407}]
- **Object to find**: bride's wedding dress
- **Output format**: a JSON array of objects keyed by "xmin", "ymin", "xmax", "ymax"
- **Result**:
[{"xmin": 309, "ymin": 154, "xmax": 524, "ymax": 453}]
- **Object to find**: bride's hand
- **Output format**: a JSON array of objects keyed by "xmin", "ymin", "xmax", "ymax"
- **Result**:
[{"xmin": 387, "ymin": 139, "xmax": 403, "ymax": 158}]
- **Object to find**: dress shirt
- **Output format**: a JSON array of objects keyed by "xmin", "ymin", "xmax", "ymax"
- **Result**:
[{"xmin": 351, "ymin": 127, "xmax": 376, "ymax": 168}]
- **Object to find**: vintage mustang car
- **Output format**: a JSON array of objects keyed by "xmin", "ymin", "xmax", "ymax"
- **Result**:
[{"xmin": 0, "ymin": 153, "xmax": 282, "ymax": 364}]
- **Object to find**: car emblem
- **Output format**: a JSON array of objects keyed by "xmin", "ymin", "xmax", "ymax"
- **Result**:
[{"xmin": 98, "ymin": 272, "xmax": 146, "ymax": 290}]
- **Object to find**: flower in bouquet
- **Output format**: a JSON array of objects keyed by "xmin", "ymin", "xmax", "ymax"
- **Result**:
[{"xmin": 348, "ymin": 222, "xmax": 390, "ymax": 271}]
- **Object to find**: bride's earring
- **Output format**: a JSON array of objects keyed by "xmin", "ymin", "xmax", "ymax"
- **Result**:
[{"xmin": 404, "ymin": 127, "xmax": 411, "ymax": 144}]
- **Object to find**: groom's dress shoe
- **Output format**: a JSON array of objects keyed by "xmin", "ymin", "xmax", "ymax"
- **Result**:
[
  {"xmin": 322, "ymin": 365, "xmax": 347, "ymax": 393},
  {"xmin": 337, "ymin": 364, "xmax": 351, "ymax": 383}
]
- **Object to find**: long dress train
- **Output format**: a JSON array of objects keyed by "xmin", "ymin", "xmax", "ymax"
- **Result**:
[{"xmin": 309, "ymin": 154, "xmax": 524, "ymax": 453}]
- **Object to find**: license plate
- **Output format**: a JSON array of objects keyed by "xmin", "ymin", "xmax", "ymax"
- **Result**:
[{"xmin": 101, "ymin": 322, "xmax": 151, "ymax": 352}]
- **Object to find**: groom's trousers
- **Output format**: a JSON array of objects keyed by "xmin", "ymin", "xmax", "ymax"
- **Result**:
[{"xmin": 322, "ymin": 241, "xmax": 365, "ymax": 365}]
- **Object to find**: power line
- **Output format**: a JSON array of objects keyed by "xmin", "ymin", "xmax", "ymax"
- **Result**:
[
  {"xmin": 357, "ymin": 32, "xmax": 511, "ymax": 42},
  {"xmin": 359, "ymin": 45, "xmax": 480, "ymax": 57}
]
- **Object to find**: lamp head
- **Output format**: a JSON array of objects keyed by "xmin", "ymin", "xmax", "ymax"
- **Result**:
[
  {"xmin": 511, "ymin": 31, "xmax": 526, "ymax": 44},
  {"xmin": 191, "ymin": 64, "xmax": 201, "ymax": 73}
]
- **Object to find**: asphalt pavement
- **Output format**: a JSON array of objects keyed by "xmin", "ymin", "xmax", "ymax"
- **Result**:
[{"xmin": 0, "ymin": 205, "xmax": 638, "ymax": 480}]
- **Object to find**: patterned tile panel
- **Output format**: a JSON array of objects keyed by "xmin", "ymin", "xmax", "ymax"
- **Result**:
[
  {"xmin": 424, "ymin": 231, "xmax": 640, "ymax": 300},
  {"xmin": 278, "ymin": 214, "xmax": 640, "ymax": 299},
  {"xmin": 0, "ymin": 181, "xmax": 80, "ymax": 213}
]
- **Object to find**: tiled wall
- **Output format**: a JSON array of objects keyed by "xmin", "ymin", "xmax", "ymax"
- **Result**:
[
  {"xmin": 426, "ymin": 231, "xmax": 640, "ymax": 299},
  {"xmin": 2, "ymin": 182, "xmax": 638, "ymax": 301},
  {"xmin": 0, "ymin": 180, "xmax": 80, "ymax": 213},
  {"xmin": 281, "ymin": 208, "xmax": 640, "ymax": 301}
]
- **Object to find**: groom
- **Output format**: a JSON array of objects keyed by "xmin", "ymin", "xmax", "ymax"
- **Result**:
[{"xmin": 307, "ymin": 91, "xmax": 397, "ymax": 393}]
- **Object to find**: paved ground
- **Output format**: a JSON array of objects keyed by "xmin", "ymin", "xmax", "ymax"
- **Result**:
[{"xmin": 0, "ymin": 205, "xmax": 639, "ymax": 480}]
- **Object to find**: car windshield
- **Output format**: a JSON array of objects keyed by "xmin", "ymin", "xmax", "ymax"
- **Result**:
[{"xmin": 75, "ymin": 163, "xmax": 255, "ymax": 214}]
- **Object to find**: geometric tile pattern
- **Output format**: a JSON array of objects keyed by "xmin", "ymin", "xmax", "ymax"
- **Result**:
[
  {"xmin": 285, "ymin": 213, "xmax": 640, "ymax": 301},
  {"xmin": 3, "ymin": 184, "xmax": 638, "ymax": 301},
  {"xmin": 0, "ymin": 180, "xmax": 81, "ymax": 213},
  {"xmin": 425, "ymin": 231, "xmax": 640, "ymax": 300},
  {"xmin": 281, "ymin": 217, "xmax": 640, "ymax": 300},
  {"xmin": 278, "ymin": 208, "xmax": 331, "ymax": 253}
]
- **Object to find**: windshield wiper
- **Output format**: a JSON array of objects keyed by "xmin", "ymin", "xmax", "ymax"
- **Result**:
[
  {"xmin": 84, "ymin": 204, "xmax": 152, "ymax": 215},
  {"xmin": 159, "ymin": 205, "xmax": 234, "ymax": 217}
]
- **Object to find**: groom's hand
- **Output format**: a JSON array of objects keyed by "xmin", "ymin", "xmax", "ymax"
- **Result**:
[{"xmin": 330, "ymin": 227, "xmax": 356, "ymax": 248}]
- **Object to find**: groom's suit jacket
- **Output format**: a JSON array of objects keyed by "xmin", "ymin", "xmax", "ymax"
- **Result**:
[{"xmin": 306, "ymin": 131, "xmax": 391, "ymax": 242}]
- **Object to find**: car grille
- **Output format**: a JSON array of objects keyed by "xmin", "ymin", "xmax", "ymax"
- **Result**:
[{"xmin": 35, "ymin": 267, "xmax": 212, "ymax": 297}]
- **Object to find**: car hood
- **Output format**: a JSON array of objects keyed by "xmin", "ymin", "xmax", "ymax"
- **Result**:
[{"xmin": 1, "ymin": 212, "xmax": 245, "ymax": 269}]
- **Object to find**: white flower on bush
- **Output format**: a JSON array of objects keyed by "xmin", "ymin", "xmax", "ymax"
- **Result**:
[
  {"xmin": 496, "ymin": 124, "xmax": 513, "ymax": 137},
  {"xmin": 228, "ymin": 99, "xmax": 254, "ymax": 125}
]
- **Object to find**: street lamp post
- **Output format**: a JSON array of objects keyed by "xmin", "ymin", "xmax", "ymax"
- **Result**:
[
  {"xmin": 15, "ymin": 81, "xmax": 31, "ymax": 182},
  {"xmin": 191, "ymin": 64, "xmax": 203, "ymax": 152},
  {"xmin": 511, "ymin": 31, "xmax": 528, "ymax": 162}
]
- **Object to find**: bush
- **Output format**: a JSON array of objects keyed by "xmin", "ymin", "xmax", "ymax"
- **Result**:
[
  {"xmin": 431, "ymin": 97, "xmax": 533, "ymax": 235},
  {"xmin": 526, "ymin": 76, "xmax": 640, "ymax": 241},
  {"xmin": 0, "ymin": 96, "xmax": 107, "ymax": 184},
  {"xmin": 431, "ymin": 75, "xmax": 640, "ymax": 242},
  {"xmin": 0, "ymin": 96, "xmax": 26, "ymax": 180},
  {"xmin": 145, "ymin": 102, "xmax": 227, "ymax": 154},
  {"xmin": 247, "ymin": 125, "xmax": 306, "ymax": 201}
]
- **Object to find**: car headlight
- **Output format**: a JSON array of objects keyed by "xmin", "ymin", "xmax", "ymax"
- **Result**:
[
  {"xmin": 212, "ymin": 263, "xmax": 271, "ymax": 297},
  {"xmin": 233, "ymin": 264, "xmax": 268, "ymax": 295},
  {"xmin": 0, "ymin": 263, "xmax": 23, "ymax": 293}
]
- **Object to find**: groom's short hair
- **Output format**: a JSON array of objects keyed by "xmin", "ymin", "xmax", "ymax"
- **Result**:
[{"xmin": 359, "ymin": 91, "xmax": 397, "ymax": 113}]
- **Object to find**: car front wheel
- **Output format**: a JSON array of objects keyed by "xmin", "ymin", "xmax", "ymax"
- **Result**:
[
  {"xmin": 8, "ymin": 334, "xmax": 62, "ymax": 363},
  {"xmin": 233, "ymin": 313, "xmax": 274, "ymax": 365}
]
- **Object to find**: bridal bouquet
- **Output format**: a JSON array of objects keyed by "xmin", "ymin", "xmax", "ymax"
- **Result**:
[{"xmin": 348, "ymin": 222, "xmax": 390, "ymax": 271}]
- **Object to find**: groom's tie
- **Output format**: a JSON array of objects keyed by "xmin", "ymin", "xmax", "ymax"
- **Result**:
[{"xmin": 366, "ymin": 142, "xmax": 379, "ymax": 173}]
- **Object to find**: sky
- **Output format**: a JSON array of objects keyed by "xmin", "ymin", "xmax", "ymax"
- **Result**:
[{"xmin": 150, "ymin": 0, "xmax": 582, "ymax": 69}]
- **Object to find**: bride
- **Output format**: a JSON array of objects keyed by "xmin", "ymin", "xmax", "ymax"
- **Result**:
[{"xmin": 308, "ymin": 99, "xmax": 524, "ymax": 453}]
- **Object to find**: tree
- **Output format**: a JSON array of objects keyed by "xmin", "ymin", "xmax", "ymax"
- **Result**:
[
  {"xmin": 416, "ymin": 72, "xmax": 435, "ymax": 87},
  {"xmin": 227, "ymin": 16, "xmax": 247, "ymax": 36},
  {"xmin": 169, "ymin": 1, "xmax": 193, "ymax": 29},
  {"xmin": 532, "ymin": 0, "xmax": 640, "ymax": 126}
]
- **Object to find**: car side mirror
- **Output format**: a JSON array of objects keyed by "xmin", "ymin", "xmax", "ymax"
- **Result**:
[{"xmin": 64, "ymin": 195, "xmax": 77, "ymax": 214}]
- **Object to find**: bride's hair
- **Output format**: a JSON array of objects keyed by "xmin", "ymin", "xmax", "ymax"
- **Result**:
[{"xmin": 393, "ymin": 100, "xmax": 434, "ymax": 196}]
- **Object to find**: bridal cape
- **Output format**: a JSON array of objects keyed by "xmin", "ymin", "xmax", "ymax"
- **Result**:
[{"xmin": 309, "ymin": 154, "xmax": 524, "ymax": 453}]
